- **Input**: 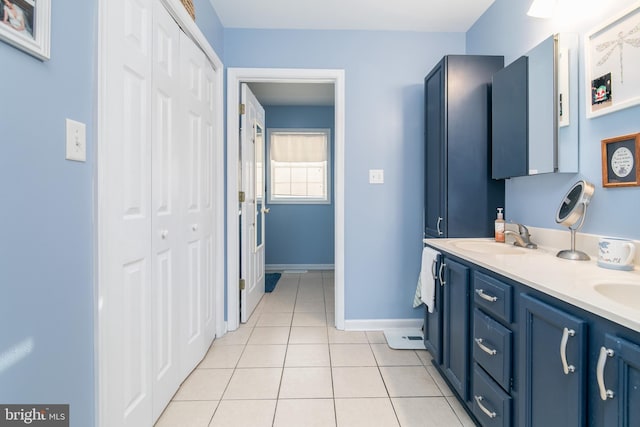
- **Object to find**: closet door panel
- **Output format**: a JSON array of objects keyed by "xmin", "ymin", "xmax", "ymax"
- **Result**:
[
  {"xmin": 180, "ymin": 32, "xmax": 216, "ymax": 374},
  {"xmin": 151, "ymin": 3, "xmax": 182, "ymax": 421},
  {"xmin": 102, "ymin": 0, "xmax": 154, "ymax": 425}
]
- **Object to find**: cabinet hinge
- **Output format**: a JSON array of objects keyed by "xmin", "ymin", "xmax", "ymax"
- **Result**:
[
  {"xmin": 239, "ymin": 191, "xmax": 246, "ymax": 203},
  {"xmin": 239, "ymin": 103, "xmax": 246, "ymax": 115},
  {"xmin": 239, "ymin": 279, "xmax": 246, "ymax": 290}
]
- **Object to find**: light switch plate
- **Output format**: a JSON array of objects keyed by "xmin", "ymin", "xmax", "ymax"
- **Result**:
[
  {"xmin": 369, "ymin": 169, "xmax": 384, "ymax": 184},
  {"xmin": 66, "ymin": 118, "xmax": 86, "ymax": 162}
]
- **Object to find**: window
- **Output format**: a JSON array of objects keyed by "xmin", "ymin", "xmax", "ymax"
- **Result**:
[{"xmin": 268, "ymin": 129, "xmax": 331, "ymax": 204}]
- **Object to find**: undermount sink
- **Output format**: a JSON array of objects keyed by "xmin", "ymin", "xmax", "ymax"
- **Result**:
[
  {"xmin": 593, "ymin": 283, "xmax": 640, "ymax": 310},
  {"xmin": 451, "ymin": 240, "xmax": 527, "ymax": 255}
]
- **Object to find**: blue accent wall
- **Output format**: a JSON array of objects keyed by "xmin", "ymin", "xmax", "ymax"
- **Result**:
[
  {"xmin": 224, "ymin": 29, "xmax": 466, "ymax": 320},
  {"xmin": 0, "ymin": 2, "xmax": 97, "ymax": 425},
  {"xmin": 0, "ymin": 1, "xmax": 223, "ymax": 425},
  {"xmin": 263, "ymin": 106, "xmax": 335, "ymax": 266},
  {"xmin": 194, "ymin": 0, "xmax": 225, "ymax": 58},
  {"xmin": 467, "ymin": 0, "xmax": 640, "ymax": 240}
]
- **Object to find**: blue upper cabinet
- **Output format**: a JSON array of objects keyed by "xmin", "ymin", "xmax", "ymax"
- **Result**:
[
  {"xmin": 519, "ymin": 294, "xmax": 587, "ymax": 427},
  {"xmin": 492, "ymin": 56, "xmax": 529, "ymax": 180},
  {"xmin": 424, "ymin": 55, "xmax": 505, "ymax": 238}
]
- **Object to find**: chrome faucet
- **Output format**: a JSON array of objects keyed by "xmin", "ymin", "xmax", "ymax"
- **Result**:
[{"xmin": 504, "ymin": 223, "xmax": 538, "ymax": 249}]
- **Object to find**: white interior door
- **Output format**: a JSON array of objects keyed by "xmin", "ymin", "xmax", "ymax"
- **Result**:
[
  {"xmin": 240, "ymin": 84, "xmax": 266, "ymax": 323},
  {"xmin": 99, "ymin": 1, "xmax": 218, "ymax": 425},
  {"xmin": 100, "ymin": 0, "xmax": 154, "ymax": 425},
  {"xmin": 180, "ymin": 31, "xmax": 217, "ymax": 374},
  {"xmin": 150, "ymin": 3, "xmax": 182, "ymax": 420}
]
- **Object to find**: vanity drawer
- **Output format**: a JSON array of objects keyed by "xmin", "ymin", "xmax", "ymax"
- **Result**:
[
  {"xmin": 473, "ymin": 309, "xmax": 512, "ymax": 391},
  {"xmin": 474, "ymin": 272, "xmax": 513, "ymax": 323},
  {"xmin": 472, "ymin": 364, "xmax": 512, "ymax": 427}
]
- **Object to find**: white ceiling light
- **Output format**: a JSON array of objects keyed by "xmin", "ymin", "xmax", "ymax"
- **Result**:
[{"xmin": 527, "ymin": 0, "xmax": 558, "ymax": 18}]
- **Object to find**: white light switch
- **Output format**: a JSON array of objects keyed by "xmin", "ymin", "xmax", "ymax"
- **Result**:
[
  {"xmin": 369, "ymin": 169, "xmax": 384, "ymax": 184},
  {"xmin": 66, "ymin": 118, "xmax": 86, "ymax": 162}
]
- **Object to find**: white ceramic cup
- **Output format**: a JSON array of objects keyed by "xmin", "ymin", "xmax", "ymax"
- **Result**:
[{"xmin": 598, "ymin": 237, "xmax": 636, "ymax": 271}]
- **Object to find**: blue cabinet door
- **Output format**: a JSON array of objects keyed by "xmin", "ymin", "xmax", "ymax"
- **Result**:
[
  {"xmin": 442, "ymin": 257, "xmax": 471, "ymax": 400},
  {"xmin": 424, "ymin": 258, "xmax": 443, "ymax": 364},
  {"xmin": 520, "ymin": 294, "xmax": 587, "ymax": 427},
  {"xmin": 424, "ymin": 60, "xmax": 445, "ymax": 238},
  {"xmin": 600, "ymin": 334, "xmax": 640, "ymax": 427}
]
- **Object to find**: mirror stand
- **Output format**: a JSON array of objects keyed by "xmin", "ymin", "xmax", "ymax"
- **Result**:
[{"xmin": 557, "ymin": 203, "xmax": 590, "ymax": 260}]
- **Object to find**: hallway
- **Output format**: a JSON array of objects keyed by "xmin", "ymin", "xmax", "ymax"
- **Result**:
[{"xmin": 155, "ymin": 271, "xmax": 474, "ymax": 426}]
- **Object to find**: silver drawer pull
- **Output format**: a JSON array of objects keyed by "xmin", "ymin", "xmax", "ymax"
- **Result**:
[
  {"xmin": 560, "ymin": 327, "xmax": 576, "ymax": 374},
  {"xmin": 474, "ymin": 395, "xmax": 497, "ymax": 419},
  {"xmin": 475, "ymin": 338, "xmax": 497, "ymax": 356},
  {"xmin": 475, "ymin": 289, "xmax": 498, "ymax": 302},
  {"xmin": 596, "ymin": 346, "xmax": 615, "ymax": 401}
]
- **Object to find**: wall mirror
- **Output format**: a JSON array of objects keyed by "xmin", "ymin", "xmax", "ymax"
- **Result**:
[
  {"xmin": 255, "ymin": 122, "xmax": 265, "ymax": 251},
  {"xmin": 492, "ymin": 33, "xmax": 579, "ymax": 179}
]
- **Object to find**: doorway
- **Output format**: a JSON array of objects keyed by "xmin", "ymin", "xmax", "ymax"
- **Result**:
[{"xmin": 226, "ymin": 68, "xmax": 345, "ymax": 332}]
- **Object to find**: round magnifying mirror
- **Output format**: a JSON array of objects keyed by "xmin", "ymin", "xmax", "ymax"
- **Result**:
[{"xmin": 556, "ymin": 180, "xmax": 595, "ymax": 260}]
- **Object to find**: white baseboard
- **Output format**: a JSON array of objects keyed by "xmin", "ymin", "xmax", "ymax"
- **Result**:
[
  {"xmin": 343, "ymin": 318, "xmax": 423, "ymax": 331},
  {"xmin": 266, "ymin": 264, "xmax": 335, "ymax": 271}
]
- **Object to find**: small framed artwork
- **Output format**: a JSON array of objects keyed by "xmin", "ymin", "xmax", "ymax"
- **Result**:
[
  {"xmin": 585, "ymin": 2, "xmax": 640, "ymax": 118},
  {"xmin": 0, "ymin": 0, "xmax": 50, "ymax": 61},
  {"xmin": 601, "ymin": 133, "xmax": 640, "ymax": 188}
]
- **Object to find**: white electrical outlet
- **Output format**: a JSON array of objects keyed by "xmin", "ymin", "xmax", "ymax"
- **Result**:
[
  {"xmin": 369, "ymin": 169, "xmax": 384, "ymax": 184},
  {"xmin": 66, "ymin": 118, "xmax": 86, "ymax": 162}
]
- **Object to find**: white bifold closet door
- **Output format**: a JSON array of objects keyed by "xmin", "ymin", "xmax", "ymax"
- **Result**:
[{"xmin": 99, "ymin": 0, "xmax": 217, "ymax": 426}]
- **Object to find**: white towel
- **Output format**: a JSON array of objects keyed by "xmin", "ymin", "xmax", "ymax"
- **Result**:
[{"xmin": 414, "ymin": 247, "xmax": 440, "ymax": 313}]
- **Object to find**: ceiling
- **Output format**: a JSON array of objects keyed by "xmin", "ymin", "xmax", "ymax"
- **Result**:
[
  {"xmin": 221, "ymin": 0, "xmax": 496, "ymax": 106},
  {"xmin": 210, "ymin": 0, "xmax": 495, "ymax": 32},
  {"xmin": 248, "ymin": 83, "xmax": 335, "ymax": 107}
]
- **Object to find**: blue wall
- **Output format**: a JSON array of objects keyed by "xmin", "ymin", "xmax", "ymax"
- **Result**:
[
  {"xmin": 225, "ymin": 29, "xmax": 466, "ymax": 320},
  {"xmin": 0, "ymin": 1, "xmax": 223, "ymax": 425},
  {"xmin": 263, "ymin": 106, "xmax": 335, "ymax": 266},
  {"xmin": 0, "ymin": 2, "xmax": 97, "ymax": 426},
  {"xmin": 194, "ymin": 0, "xmax": 225, "ymax": 58},
  {"xmin": 467, "ymin": 0, "xmax": 640, "ymax": 240}
]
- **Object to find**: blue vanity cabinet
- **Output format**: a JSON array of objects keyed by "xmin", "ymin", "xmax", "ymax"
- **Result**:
[
  {"xmin": 424, "ymin": 257, "xmax": 443, "ymax": 365},
  {"xmin": 424, "ymin": 55, "xmax": 505, "ymax": 238},
  {"xmin": 519, "ymin": 294, "xmax": 587, "ymax": 427},
  {"xmin": 597, "ymin": 334, "xmax": 640, "ymax": 427},
  {"xmin": 441, "ymin": 257, "xmax": 471, "ymax": 401}
]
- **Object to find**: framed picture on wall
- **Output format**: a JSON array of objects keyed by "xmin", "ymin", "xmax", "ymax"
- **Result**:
[
  {"xmin": 0, "ymin": 0, "xmax": 50, "ymax": 61},
  {"xmin": 601, "ymin": 132, "xmax": 640, "ymax": 188},
  {"xmin": 585, "ymin": 3, "xmax": 640, "ymax": 118}
]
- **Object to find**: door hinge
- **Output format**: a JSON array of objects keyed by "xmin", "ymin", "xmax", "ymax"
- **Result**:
[
  {"xmin": 239, "ymin": 103, "xmax": 246, "ymax": 115},
  {"xmin": 239, "ymin": 191, "xmax": 246, "ymax": 203},
  {"xmin": 239, "ymin": 279, "xmax": 246, "ymax": 290}
]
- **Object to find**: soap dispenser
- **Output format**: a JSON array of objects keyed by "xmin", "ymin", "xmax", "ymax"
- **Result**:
[{"xmin": 495, "ymin": 208, "xmax": 505, "ymax": 243}]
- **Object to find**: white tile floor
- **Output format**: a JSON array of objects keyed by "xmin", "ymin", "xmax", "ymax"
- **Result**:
[{"xmin": 155, "ymin": 270, "xmax": 475, "ymax": 427}]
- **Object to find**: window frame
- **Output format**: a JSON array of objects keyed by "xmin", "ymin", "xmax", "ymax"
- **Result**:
[{"xmin": 267, "ymin": 128, "xmax": 332, "ymax": 205}]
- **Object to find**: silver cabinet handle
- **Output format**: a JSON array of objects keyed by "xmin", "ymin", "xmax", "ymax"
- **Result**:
[
  {"xmin": 431, "ymin": 259, "xmax": 437, "ymax": 280},
  {"xmin": 475, "ymin": 289, "xmax": 498, "ymax": 302},
  {"xmin": 474, "ymin": 395, "xmax": 497, "ymax": 419},
  {"xmin": 560, "ymin": 327, "xmax": 576, "ymax": 374},
  {"xmin": 475, "ymin": 338, "xmax": 497, "ymax": 356},
  {"xmin": 596, "ymin": 346, "xmax": 615, "ymax": 401},
  {"xmin": 436, "ymin": 217, "xmax": 444, "ymax": 236},
  {"xmin": 438, "ymin": 263, "xmax": 446, "ymax": 286}
]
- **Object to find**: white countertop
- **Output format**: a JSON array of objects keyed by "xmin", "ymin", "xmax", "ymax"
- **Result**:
[{"xmin": 424, "ymin": 237, "xmax": 640, "ymax": 333}]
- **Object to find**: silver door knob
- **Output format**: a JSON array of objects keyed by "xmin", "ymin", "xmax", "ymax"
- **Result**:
[
  {"xmin": 192, "ymin": 224, "xmax": 198, "ymax": 231},
  {"xmin": 160, "ymin": 230, "xmax": 169, "ymax": 239}
]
